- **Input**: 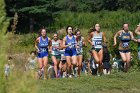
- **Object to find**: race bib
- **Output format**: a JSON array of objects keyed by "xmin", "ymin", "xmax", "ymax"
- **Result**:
[
  {"xmin": 52, "ymin": 47, "xmax": 58, "ymax": 51},
  {"xmin": 76, "ymin": 48, "xmax": 81, "ymax": 54},
  {"xmin": 41, "ymin": 48, "xmax": 47, "ymax": 52},
  {"xmin": 95, "ymin": 40, "xmax": 102, "ymax": 46},
  {"xmin": 122, "ymin": 42, "xmax": 129, "ymax": 48},
  {"xmin": 68, "ymin": 42, "xmax": 75, "ymax": 48}
]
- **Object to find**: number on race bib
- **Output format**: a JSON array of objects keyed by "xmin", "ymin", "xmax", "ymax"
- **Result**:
[
  {"xmin": 122, "ymin": 42, "xmax": 129, "ymax": 48},
  {"xmin": 42, "ymin": 49, "xmax": 47, "ymax": 52},
  {"xmin": 95, "ymin": 40, "xmax": 102, "ymax": 46},
  {"xmin": 76, "ymin": 48, "xmax": 81, "ymax": 54}
]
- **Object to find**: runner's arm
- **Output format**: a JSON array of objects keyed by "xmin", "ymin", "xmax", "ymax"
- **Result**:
[
  {"xmin": 35, "ymin": 37, "xmax": 40, "ymax": 52},
  {"xmin": 59, "ymin": 39, "xmax": 63, "ymax": 50},
  {"xmin": 135, "ymin": 27, "xmax": 140, "ymax": 35},
  {"xmin": 48, "ymin": 37, "xmax": 52, "ymax": 52},
  {"xmin": 102, "ymin": 32, "xmax": 107, "ymax": 43},
  {"xmin": 113, "ymin": 31, "xmax": 121, "ymax": 46},
  {"xmin": 130, "ymin": 32, "xmax": 137, "ymax": 42},
  {"xmin": 62, "ymin": 37, "xmax": 69, "ymax": 48},
  {"xmin": 82, "ymin": 37, "xmax": 87, "ymax": 47}
]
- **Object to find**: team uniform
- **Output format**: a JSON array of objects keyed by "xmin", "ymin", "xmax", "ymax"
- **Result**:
[
  {"xmin": 51, "ymin": 39, "xmax": 61, "ymax": 59},
  {"xmin": 92, "ymin": 32, "xmax": 103, "ymax": 52},
  {"xmin": 37, "ymin": 36, "xmax": 49, "ymax": 58},
  {"xmin": 76, "ymin": 37, "xmax": 83, "ymax": 55},
  {"xmin": 119, "ymin": 30, "xmax": 131, "ymax": 53},
  {"xmin": 138, "ymin": 35, "xmax": 140, "ymax": 60},
  {"xmin": 65, "ymin": 35, "xmax": 77, "ymax": 56},
  {"xmin": 60, "ymin": 49, "xmax": 66, "ymax": 64},
  {"xmin": 103, "ymin": 49, "xmax": 111, "ymax": 71}
]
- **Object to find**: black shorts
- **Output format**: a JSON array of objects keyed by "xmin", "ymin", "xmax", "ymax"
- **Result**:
[
  {"xmin": 61, "ymin": 60, "xmax": 66, "ymax": 64},
  {"xmin": 119, "ymin": 50, "xmax": 130, "ymax": 53},
  {"xmin": 91, "ymin": 47, "xmax": 102, "ymax": 53},
  {"xmin": 103, "ymin": 62, "xmax": 111, "ymax": 70}
]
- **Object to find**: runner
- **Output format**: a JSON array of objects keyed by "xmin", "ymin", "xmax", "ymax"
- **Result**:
[
  {"xmin": 63, "ymin": 26, "xmax": 77, "ymax": 77},
  {"xmin": 88, "ymin": 24, "xmax": 106, "ymax": 76},
  {"xmin": 35, "ymin": 28, "xmax": 51, "ymax": 79},
  {"xmin": 102, "ymin": 45, "xmax": 111, "ymax": 75},
  {"xmin": 135, "ymin": 23, "xmax": 140, "ymax": 61},
  {"xmin": 59, "ymin": 49, "xmax": 67, "ymax": 78},
  {"xmin": 51, "ymin": 33, "xmax": 62, "ymax": 78},
  {"xmin": 59, "ymin": 39, "xmax": 67, "ymax": 78},
  {"xmin": 75, "ymin": 29, "xmax": 87, "ymax": 77},
  {"xmin": 113, "ymin": 23, "xmax": 137, "ymax": 72}
]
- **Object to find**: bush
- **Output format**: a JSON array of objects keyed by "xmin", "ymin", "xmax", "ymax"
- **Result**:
[{"xmin": 53, "ymin": 10, "xmax": 140, "ymax": 30}]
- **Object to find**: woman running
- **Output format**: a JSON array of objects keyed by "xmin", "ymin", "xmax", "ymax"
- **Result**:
[
  {"xmin": 51, "ymin": 33, "xmax": 62, "ymax": 78},
  {"xmin": 75, "ymin": 29, "xmax": 87, "ymax": 77},
  {"xmin": 135, "ymin": 23, "xmax": 140, "ymax": 61},
  {"xmin": 58, "ymin": 39, "xmax": 67, "ymax": 78},
  {"xmin": 113, "ymin": 23, "xmax": 137, "ymax": 72},
  {"xmin": 35, "ymin": 28, "xmax": 51, "ymax": 79},
  {"xmin": 59, "ymin": 50, "xmax": 67, "ymax": 78},
  {"xmin": 88, "ymin": 24, "xmax": 106, "ymax": 76},
  {"xmin": 63, "ymin": 26, "xmax": 77, "ymax": 77}
]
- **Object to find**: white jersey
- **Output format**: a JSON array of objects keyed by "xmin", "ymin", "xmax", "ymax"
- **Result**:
[
  {"xmin": 59, "ymin": 49, "xmax": 66, "ymax": 61},
  {"xmin": 92, "ymin": 32, "xmax": 103, "ymax": 49},
  {"xmin": 76, "ymin": 37, "xmax": 83, "ymax": 54},
  {"xmin": 51, "ymin": 40, "xmax": 60, "ymax": 55}
]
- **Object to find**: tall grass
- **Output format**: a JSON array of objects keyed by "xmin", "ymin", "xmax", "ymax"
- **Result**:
[
  {"xmin": 3, "ymin": 33, "xmax": 38, "ymax": 93},
  {"xmin": 54, "ymin": 10, "xmax": 140, "ymax": 30},
  {"xmin": 0, "ymin": 33, "xmax": 8, "ymax": 93},
  {"xmin": 0, "ymin": 0, "xmax": 10, "ymax": 92}
]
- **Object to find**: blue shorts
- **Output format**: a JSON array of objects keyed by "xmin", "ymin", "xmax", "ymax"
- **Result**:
[
  {"xmin": 37, "ymin": 52, "xmax": 48, "ymax": 58},
  {"xmin": 65, "ymin": 48, "xmax": 77, "ymax": 56}
]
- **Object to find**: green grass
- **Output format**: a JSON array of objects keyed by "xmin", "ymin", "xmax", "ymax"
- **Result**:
[
  {"xmin": 5, "ymin": 71, "xmax": 140, "ymax": 93},
  {"xmin": 0, "ymin": 33, "xmax": 9, "ymax": 93},
  {"xmin": 37, "ymin": 72, "xmax": 140, "ymax": 93}
]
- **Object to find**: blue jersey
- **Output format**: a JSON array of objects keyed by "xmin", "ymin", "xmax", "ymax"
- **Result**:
[
  {"xmin": 65, "ymin": 35, "xmax": 77, "ymax": 49},
  {"xmin": 120, "ymin": 31, "xmax": 131, "ymax": 48},
  {"xmin": 65, "ymin": 35, "xmax": 77, "ymax": 56},
  {"xmin": 38, "ymin": 36, "xmax": 48, "ymax": 52}
]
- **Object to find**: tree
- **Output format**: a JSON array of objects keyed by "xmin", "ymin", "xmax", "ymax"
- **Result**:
[
  {"xmin": 5, "ymin": 0, "xmax": 140, "ymax": 33},
  {"xmin": 117, "ymin": 0, "xmax": 140, "ymax": 12},
  {"xmin": 5, "ymin": 0, "xmax": 58, "ymax": 33}
]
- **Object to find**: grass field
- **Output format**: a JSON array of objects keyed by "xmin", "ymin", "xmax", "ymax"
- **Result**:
[{"xmin": 5, "ymin": 71, "xmax": 140, "ymax": 93}]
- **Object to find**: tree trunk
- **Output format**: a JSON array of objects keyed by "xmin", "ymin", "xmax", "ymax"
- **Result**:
[{"xmin": 29, "ymin": 17, "xmax": 34, "ymax": 33}]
